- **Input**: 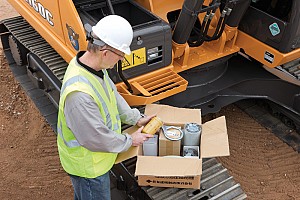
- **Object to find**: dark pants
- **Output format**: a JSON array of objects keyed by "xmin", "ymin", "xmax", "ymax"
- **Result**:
[{"xmin": 69, "ymin": 172, "xmax": 111, "ymax": 200}]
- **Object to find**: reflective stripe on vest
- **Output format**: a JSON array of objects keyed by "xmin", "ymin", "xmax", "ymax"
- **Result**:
[{"xmin": 57, "ymin": 123, "xmax": 80, "ymax": 147}]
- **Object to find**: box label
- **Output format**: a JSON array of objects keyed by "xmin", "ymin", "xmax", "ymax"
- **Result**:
[{"xmin": 138, "ymin": 175, "xmax": 201, "ymax": 189}]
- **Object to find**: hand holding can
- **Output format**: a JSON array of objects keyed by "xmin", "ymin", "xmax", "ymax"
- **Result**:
[{"xmin": 142, "ymin": 116, "xmax": 163, "ymax": 135}]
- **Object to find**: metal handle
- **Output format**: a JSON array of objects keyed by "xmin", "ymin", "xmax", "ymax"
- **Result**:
[{"xmin": 162, "ymin": 125, "xmax": 184, "ymax": 141}]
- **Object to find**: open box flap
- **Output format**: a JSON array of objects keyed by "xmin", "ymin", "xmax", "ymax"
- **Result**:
[
  {"xmin": 115, "ymin": 126, "xmax": 139, "ymax": 164},
  {"xmin": 201, "ymin": 116, "xmax": 230, "ymax": 158},
  {"xmin": 135, "ymin": 156, "xmax": 202, "ymax": 176},
  {"xmin": 145, "ymin": 104, "xmax": 201, "ymax": 125}
]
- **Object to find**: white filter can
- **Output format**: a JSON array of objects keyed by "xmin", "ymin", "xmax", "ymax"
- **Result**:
[
  {"xmin": 143, "ymin": 135, "xmax": 158, "ymax": 156},
  {"xmin": 183, "ymin": 123, "xmax": 201, "ymax": 146}
]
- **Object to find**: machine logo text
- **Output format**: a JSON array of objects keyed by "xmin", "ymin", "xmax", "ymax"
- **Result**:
[{"xmin": 25, "ymin": 0, "xmax": 54, "ymax": 26}]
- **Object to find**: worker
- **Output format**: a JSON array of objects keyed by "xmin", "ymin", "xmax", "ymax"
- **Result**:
[{"xmin": 56, "ymin": 15, "xmax": 154, "ymax": 200}]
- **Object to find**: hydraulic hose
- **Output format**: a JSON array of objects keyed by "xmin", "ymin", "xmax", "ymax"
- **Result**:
[
  {"xmin": 105, "ymin": 0, "xmax": 133, "ymax": 93},
  {"xmin": 208, "ymin": 0, "xmax": 250, "ymax": 40},
  {"xmin": 188, "ymin": 13, "xmax": 208, "ymax": 47},
  {"xmin": 187, "ymin": 0, "xmax": 220, "ymax": 47},
  {"xmin": 117, "ymin": 60, "xmax": 133, "ymax": 93},
  {"xmin": 205, "ymin": 6, "xmax": 230, "ymax": 41},
  {"xmin": 214, "ymin": 10, "xmax": 230, "ymax": 39}
]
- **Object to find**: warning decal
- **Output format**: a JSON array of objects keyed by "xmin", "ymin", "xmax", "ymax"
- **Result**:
[{"xmin": 122, "ymin": 47, "xmax": 146, "ymax": 70}]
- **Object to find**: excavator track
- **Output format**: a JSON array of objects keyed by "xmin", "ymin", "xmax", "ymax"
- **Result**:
[
  {"xmin": 281, "ymin": 58, "xmax": 300, "ymax": 80},
  {"xmin": 1, "ymin": 16, "xmax": 68, "ymax": 82},
  {"xmin": 261, "ymin": 56, "xmax": 300, "ymax": 88},
  {"xmin": 0, "ymin": 16, "xmax": 247, "ymax": 199},
  {"xmin": 236, "ymin": 99, "xmax": 300, "ymax": 152}
]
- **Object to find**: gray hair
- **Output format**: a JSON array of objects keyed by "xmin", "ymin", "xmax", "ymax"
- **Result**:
[
  {"xmin": 87, "ymin": 32, "xmax": 119, "ymax": 54},
  {"xmin": 87, "ymin": 32, "xmax": 106, "ymax": 53}
]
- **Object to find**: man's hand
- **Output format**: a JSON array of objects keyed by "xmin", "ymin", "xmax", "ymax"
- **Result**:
[
  {"xmin": 136, "ymin": 114, "xmax": 156, "ymax": 127},
  {"xmin": 131, "ymin": 126, "xmax": 153, "ymax": 146}
]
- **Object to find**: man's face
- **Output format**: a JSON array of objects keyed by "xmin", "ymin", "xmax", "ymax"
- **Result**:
[{"xmin": 100, "ymin": 48, "xmax": 125, "ymax": 69}]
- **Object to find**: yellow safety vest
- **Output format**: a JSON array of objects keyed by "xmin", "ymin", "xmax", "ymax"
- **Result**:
[{"xmin": 57, "ymin": 58, "xmax": 121, "ymax": 178}]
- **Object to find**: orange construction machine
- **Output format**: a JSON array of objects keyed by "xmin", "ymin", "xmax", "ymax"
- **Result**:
[{"xmin": 1, "ymin": 0, "xmax": 300, "ymax": 199}]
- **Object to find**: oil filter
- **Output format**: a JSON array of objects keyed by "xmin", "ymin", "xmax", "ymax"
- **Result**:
[
  {"xmin": 142, "ymin": 116, "xmax": 163, "ymax": 135},
  {"xmin": 143, "ymin": 135, "xmax": 158, "ymax": 156},
  {"xmin": 183, "ymin": 123, "xmax": 201, "ymax": 146}
]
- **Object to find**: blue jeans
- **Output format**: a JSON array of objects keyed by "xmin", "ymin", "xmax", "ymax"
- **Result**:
[{"xmin": 69, "ymin": 172, "xmax": 111, "ymax": 200}]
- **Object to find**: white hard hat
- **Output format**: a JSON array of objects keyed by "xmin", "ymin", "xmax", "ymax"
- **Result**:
[{"xmin": 92, "ymin": 15, "xmax": 133, "ymax": 55}]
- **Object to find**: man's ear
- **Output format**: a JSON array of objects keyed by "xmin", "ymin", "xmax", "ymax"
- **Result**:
[
  {"xmin": 98, "ymin": 49, "xmax": 106, "ymax": 57},
  {"xmin": 102, "ymin": 49, "xmax": 108, "ymax": 57}
]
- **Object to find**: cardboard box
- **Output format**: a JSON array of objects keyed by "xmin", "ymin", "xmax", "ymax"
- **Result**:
[
  {"xmin": 116, "ymin": 104, "xmax": 229, "ymax": 189},
  {"xmin": 159, "ymin": 129, "xmax": 181, "ymax": 156}
]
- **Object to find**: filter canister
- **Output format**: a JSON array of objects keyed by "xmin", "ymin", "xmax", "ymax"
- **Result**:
[
  {"xmin": 142, "ymin": 117, "xmax": 163, "ymax": 135},
  {"xmin": 183, "ymin": 123, "xmax": 201, "ymax": 146},
  {"xmin": 143, "ymin": 135, "xmax": 158, "ymax": 156}
]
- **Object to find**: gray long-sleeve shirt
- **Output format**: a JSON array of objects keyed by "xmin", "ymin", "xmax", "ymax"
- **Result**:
[{"xmin": 64, "ymin": 59, "xmax": 141, "ymax": 153}]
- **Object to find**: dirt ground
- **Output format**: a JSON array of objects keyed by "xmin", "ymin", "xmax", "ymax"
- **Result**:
[{"xmin": 0, "ymin": 1, "xmax": 300, "ymax": 200}]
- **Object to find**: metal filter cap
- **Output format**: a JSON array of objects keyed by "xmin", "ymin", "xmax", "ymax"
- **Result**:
[{"xmin": 185, "ymin": 123, "xmax": 201, "ymax": 134}]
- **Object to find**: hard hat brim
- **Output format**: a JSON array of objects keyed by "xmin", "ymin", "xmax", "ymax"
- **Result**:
[{"xmin": 124, "ymin": 47, "xmax": 131, "ymax": 55}]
